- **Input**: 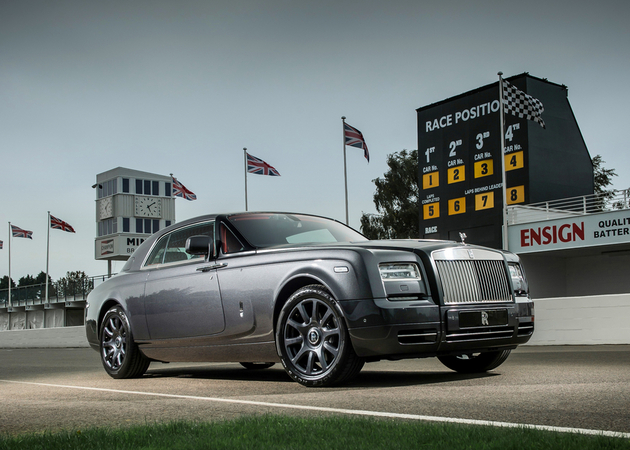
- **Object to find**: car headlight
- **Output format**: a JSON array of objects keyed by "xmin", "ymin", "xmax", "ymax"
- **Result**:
[
  {"xmin": 379, "ymin": 263, "xmax": 421, "ymax": 280},
  {"xmin": 508, "ymin": 263, "xmax": 528, "ymax": 295}
]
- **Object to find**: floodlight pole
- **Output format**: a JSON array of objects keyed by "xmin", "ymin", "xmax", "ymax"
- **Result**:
[
  {"xmin": 498, "ymin": 72, "xmax": 509, "ymax": 251},
  {"xmin": 243, "ymin": 148, "xmax": 248, "ymax": 211},
  {"xmin": 342, "ymin": 116, "xmax": 349, "ymax": 225},
  {"xmin": 45, "ymin": 211, "xmax": 50, "ymax": 304},
  {"xmin": 7, "ymin": 222, "xmax": 11, "ymax": 308}
]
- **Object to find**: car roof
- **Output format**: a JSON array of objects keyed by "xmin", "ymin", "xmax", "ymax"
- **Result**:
[{"xmin": 121, "ymin": 212, "xmax": 352, "ymax": 271}]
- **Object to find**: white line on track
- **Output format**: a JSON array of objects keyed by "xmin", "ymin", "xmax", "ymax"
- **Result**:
[{"xmin": 2, "ymin": 379, "xmax": 629, "ymax": 440}]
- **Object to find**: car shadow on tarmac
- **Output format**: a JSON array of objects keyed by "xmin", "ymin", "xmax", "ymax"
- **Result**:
[
  {"xmin": 351, "ymin": 369, "xmax": 498, "ymax": 388},
  {"xmin": 143, "ymin": 363, "xmax": 498, "ymax": 388}
]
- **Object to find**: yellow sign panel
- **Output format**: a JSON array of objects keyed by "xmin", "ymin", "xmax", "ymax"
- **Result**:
[
  {"xmin": 474, "ymin": 159, "xmax": 493, "ymax": 178},
  {"xmin": 507, "ymin": 185, "xmax": 525, "ymax": 205},
  {"xmin": 423, "ymin": 202, "xmax": 439, "ymax": 219},
  {"xmin": 422, "ymin": 172, "xmax": 439, "ymax": 189},
  {"xmin": 505, "ymin": 151, "xmax": 524, "ymax": 171},
  {"xmin": 448, "ymin": 197, "xmax": 466, "ymax": 215},
  {"xmin": 447, "ymin": 166, "xmax": 465, "ymax": 184},
  {"xmin": 475, "ymin": 192, "xmax": 494, "ymax": 211}
]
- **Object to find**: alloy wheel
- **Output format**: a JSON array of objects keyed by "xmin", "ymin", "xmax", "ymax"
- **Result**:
[
  {"xmin": 101, "ymin": 313, "xmax": 128, "ymax": 371},
  {"xmin": 283, "ymin": 297, "xmax": 341, "ymax": 378}
]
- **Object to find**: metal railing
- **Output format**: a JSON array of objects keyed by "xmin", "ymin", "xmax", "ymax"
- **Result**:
[
  {"xmin": 0, "ymin": 274, "xmax": 113, "ymax": 308},
  {"xmin": 507, "ymin": 189, "xmax": 630, "ymax": 225}
]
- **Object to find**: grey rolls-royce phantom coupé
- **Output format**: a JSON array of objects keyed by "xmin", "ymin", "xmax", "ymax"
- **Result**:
[{"xmin": 86, "ymin": 212, "xmax": 534, "ymax": 386}]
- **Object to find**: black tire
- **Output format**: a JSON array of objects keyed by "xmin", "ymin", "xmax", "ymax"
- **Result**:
[
  {"xmin": 100, "ymin": 306, "xmax": 150, "ymax": 379},
  {"xmin": 276, "ymin": 285, "xmax": 364, "ymax": 387},
  {"xmin": 240, "ymin": 362, "xmax": 275, "ymax": 370},
  {"xmin": 437, "ymin": 349, "xmax": 512, "ymax": 374}
]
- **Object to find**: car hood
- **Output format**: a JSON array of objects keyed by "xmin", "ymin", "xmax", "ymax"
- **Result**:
[{"xmin": 261, "ymin": 238, "xmax": 508, "ymax": 257}]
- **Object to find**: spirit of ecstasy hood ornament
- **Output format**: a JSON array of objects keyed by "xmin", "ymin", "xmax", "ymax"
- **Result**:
[{"xmin": 459, "ymin": 232, "xmax": 467, "ymax": 244}]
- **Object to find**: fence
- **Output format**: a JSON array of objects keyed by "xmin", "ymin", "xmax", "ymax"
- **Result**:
[
  {"xmin": 508, "ymin": 189, "xmax": 630, "ymax": 225},
  {"xmin": 0, "ymin": 274, "xmax": 112, "ymax": 308}
]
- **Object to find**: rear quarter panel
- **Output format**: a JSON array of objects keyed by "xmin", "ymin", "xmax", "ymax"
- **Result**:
[{"xmin": 85, "ymin": 271, "xmax": 149, "ymax": 348}]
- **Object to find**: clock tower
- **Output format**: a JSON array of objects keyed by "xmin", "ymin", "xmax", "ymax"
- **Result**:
[{"xmin": 94, "ymin": 167, "xmax": 176, "ymax": 275}]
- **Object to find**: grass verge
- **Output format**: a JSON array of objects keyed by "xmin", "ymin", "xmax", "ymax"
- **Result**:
[{"xmin": 1, "ymin": 415, "xmax": 629, "ymax": 450}]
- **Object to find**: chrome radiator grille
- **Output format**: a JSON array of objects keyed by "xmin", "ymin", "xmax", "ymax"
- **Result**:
[{"xmin": 435, "ymin": 259, "xmax": 512, "ymax": 304}]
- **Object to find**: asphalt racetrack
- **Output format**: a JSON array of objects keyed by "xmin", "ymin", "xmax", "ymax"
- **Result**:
[{"xmin": 1, "ymin": 345, "xmax": 629, "ymax": 436}]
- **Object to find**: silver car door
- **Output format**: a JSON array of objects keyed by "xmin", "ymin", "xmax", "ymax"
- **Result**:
[{"xmin": 143, "ymin": 221, "xmax": 225, "ymax": 340}]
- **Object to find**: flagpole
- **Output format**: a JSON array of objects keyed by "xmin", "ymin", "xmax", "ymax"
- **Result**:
[
  {"xmin": 8, "ymin": 222, "xmax": 11, "ymax": 308},
  {"xmin": 498, "ymin": 72, "xmax": 509, "ymax": 251},
  {"xmin": 243, "ymin": 148, "xmax": 248, "ymax": 211},
  {"xmin": 341, "ymin": 116, "xmax": 349, "ymax": 225},
  {"xmin": 45, "ymin": 211, "xmax": 50, "ymax": 304}
]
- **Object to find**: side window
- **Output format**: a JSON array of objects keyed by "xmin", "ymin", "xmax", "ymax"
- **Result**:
[
  {"xmin": 145, "ymin": 235, "xmax": 169, "ymax": 266},
  {"xmin": 145, "ymin": 222, "xmax": 214, "ymax": 267}
]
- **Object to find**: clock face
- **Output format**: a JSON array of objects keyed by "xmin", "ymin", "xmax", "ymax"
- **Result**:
[
  {"xmin": 135, "ymin": 196, "xmax": 162, "ymax": 218},
  {"xmin": 99, "ymin": 197, "xmax": 113, "ymax": 220}
]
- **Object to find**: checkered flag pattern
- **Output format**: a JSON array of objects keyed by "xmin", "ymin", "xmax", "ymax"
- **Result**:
[{"xmin": 502, "ymin": 80, "xmax": 546, "ymax": 129}]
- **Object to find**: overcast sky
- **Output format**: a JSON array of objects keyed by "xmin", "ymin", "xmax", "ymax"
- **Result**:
[{"xmin": 2, "ymin": 0, "xmax": 629, "ymax": 281}]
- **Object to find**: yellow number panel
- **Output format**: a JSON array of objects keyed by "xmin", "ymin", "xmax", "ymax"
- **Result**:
[
  {"xmin": 507, "ymin": 185, "xmax": 525, "ymax": 205},
  {"xmin": 475, "ymin": 192, "xmax": 494, "ymax": 211},
  {"xmin": 423, "ymin": 202, "xmax": 440, "ymax": 219},
  {"xmin": 447, "ymin": 166, "xmax": 465, "ymax": 184},
  {"xmin": 474, "ymin": 159, "xmax": 494, "ymax": 178},
  {"xmin": 422, "ymin": 172, "xmax": 439, "ymax": 189},
  {"xmin": 448, "ymin": 197, "xmax": 466, "ymax": 215},
  {"xmin": 505, "ymin": 151, "xmax": 524, "ymax": 171}
]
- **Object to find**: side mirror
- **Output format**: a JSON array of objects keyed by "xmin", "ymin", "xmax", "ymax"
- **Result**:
[{"xmin": 185, "ymin": 235, "xmax": 215, "ymax": 259}]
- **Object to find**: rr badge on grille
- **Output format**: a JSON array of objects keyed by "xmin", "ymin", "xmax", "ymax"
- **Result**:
[{"xmin": 481, "ymin": 311, "xmax": 489, "ymax": 326}]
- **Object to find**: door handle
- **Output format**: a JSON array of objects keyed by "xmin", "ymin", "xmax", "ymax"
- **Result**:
[{"xmin": 196, "ymin": 263, "xmax": 228, "ymax": 272}]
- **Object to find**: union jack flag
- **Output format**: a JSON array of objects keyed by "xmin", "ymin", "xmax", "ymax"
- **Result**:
[
  {"xmin": 172, "ymin": 176, "xmax": 197, "ymax": 201},
  {"xmin": 344, "ymin": 122, "xmax": 370, "ymax": 162},
  {"xmin": 247, "ymin": 153, "xmax": 281, "ymax": 176},
  {"xmin": 11, "ymin": 225, "xmax": 33, "ymax": 239},
  {"xmin": 50, "ymin": 215, "xmax": 76, "ymax": 233}
]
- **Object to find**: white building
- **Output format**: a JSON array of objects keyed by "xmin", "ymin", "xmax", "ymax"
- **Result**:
[
  {"xmin": 508, "ymin": 191, "xmax": 630, "ymax": 345},
  {"xmin": 95, "ymin": 167, "xmax": 176, "ymax": 275}
]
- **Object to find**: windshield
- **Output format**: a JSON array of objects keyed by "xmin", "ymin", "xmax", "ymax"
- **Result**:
[{"xmin": 227, "ymin": 213, "xmax": 367, "ymax": 248}]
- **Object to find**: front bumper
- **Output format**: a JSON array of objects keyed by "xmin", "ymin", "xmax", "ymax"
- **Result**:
[{"xmin": 341, "ymin": 297, "xmax": 534, "ymax": 359}]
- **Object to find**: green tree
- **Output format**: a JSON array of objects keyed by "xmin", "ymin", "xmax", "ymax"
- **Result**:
[
  {"xmin": 360, "ymin": 213, "xmax": 392, "ymax": 240},
  {"xmin": 2, "ymin": 273, "xmax": 51, "ymax": 288},
  {"xmin": 35, "ymin": 271, "xmax": 53, "ymax": 285},
  {"xmin": 360, "ymin": 149, "xmax": 419, "ymax": 239},
  {"xmin": 593, "ymin": 154, "xmax": 617, "ymax": 197},
  {"xmin": 0, "ymin": 276, "xmax": 16, "ymax": 290},
  {"xmin": 591, "ymin": 154, "xmax": 624, "ymax": 210},
  {"xmin": 55, "ymin": 271, "xmax": 93, "ymax": 297},
  {"xmin": 18, "ymin": 274, "xmax": 37, "ymax": 287}
]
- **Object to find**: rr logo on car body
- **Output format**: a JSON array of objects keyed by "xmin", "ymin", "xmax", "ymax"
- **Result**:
[{"xmin": 481, "ymin": 311, "xmax": 489, "ymax": 326}]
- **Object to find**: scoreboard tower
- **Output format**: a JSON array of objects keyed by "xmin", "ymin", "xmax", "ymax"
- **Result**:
[{"xmin": 417, "ymin": 73, "xmax": 593, "ymax": 249}]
